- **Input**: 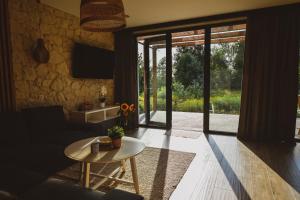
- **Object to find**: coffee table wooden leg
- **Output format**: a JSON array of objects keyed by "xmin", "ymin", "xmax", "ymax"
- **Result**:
[
  {"xmin": 130, "ymin": 157, "xmax": 140, "ymax": 194},
  {"xmin": 121, "ymin": 160, "xmax": 126, "ymax": 172},
  {"xmin": 83, "ymin": 162, "xmax": 90, "ymax": 188}
]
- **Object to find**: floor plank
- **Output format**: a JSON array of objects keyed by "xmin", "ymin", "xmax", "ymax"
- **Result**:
[
  {"xmin": 211, "ymin": 188, "xmax": 237, "ymax": 200},
  {"xmin": 128, "ymin": 128, "xmax": 300, "ymax": 200}
]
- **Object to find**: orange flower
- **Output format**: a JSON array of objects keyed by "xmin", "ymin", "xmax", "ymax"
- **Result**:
[
  {"xmin": 129, "ymin": 104, "xmax": 135, "ymax": 112},
  {"xmin": 121, "ymin": 103, "xmax": 129, "ymax": 112}
]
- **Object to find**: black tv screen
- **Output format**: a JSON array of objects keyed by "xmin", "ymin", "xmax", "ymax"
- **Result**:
[{"xmin": 72, "ymin": 43, "xmax": 114, "ymax": 79}]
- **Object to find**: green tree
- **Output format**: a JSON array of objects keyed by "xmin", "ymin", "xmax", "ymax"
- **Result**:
[
  {"xmin": 173, "ymin": 45, "xmax": 204, "ymax": 88},
  {"xmin": 210, "ymin": 42, "xmax": 245, "ymax": 91},
  {"xmin": 231, "ymin": 42, "xmax": 245, "ymax": 90},
  {"xmin": 210, "ymin": 44, "xmax": 231, "ymax": 91},
  {"xmin": 157, "ymin": 57, "xmax": 166, "ymax": 89}
]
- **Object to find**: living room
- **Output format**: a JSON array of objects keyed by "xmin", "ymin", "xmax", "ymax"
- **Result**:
[{"xmin": 1, "ymin": 0, "xmax": 300, "ymax": 200}]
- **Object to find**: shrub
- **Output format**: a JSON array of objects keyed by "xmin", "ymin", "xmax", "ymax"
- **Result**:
[
  {"xmin": 185, "ymin": 82, "xmax": 203, "ymax": 98},
  {"xmin": 138, "ymin": 96, "xmax": 145, "ymax": 113},
  {"xmin": 211, "ymin": 94, "xmax": 241, "ymax": 114},
  {"xmin": 176, "ymin": 99, "xmax": 204, "ymax": 112},
  {"xmin": 173, "ymin": 81, "xmax": 186, "ymax": 98},
  {"xmin": 157, "ymin": 87, "xmax": 166, "ymax": 99},
  {"xmin": 138, "ymin": 90, "xmax": 241, "ymax": 114},
  {"xmin": 157, "ymin": 98, "xmax": 166, "ymax": 110}
]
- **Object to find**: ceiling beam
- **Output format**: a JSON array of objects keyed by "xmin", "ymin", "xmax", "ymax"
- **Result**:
[
  {"xmin": 149, "ymin": 30, "xmax": 245, "ymax": 46},
  {"xmin": 152, "ymin": 36, "xmax": 245, "ymax": 48}
]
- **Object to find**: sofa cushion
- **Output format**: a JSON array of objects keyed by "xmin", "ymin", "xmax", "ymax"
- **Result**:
[
  {"xmin": 22, "ymin": 106, "xmax": 67, "ymax": 142},
  {"xmin": 0, "ymin": 112, "xmax": 29, "ymax": 146},
  {"xmin": 20, "ymin": 178, "xmax": 105, "ymax": 200},
  {"xmin": 0, "ymin": 165, "xmax": 47, "ymax": 196}
]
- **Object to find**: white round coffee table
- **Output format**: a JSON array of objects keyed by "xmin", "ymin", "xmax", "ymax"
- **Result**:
[{"xmin": 64, "ymin": 136, "xmax": 145, "ymax": 194}]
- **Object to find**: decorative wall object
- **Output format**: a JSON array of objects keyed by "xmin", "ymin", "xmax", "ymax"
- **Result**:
[
  {"xmin": 32, "ymin": 38, "xmax": 50, "ymax": 63},
  {"xmin": 80, "ymin": 0, "xmax": 127, "ymax": 32},
  {"xmin": 99, "ymin": 85, "xmax": 107, "ymax": 107},
  {"xmin": 32, "ymin": 1, "xmax": 50, "ymax": 64}
]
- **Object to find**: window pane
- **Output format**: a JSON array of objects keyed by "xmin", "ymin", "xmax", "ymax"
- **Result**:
[
  {"xmin": 171, "ymin": 29, "xmax": 205, "ymax": 131},
  {"xmin": 209, "ymin": 24, "xmax": 246, "ymax": 133}
]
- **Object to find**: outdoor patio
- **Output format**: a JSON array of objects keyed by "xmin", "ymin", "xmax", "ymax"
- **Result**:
[
  {"xmin": 145, "ymin": 111, "xmax": 300, "ymax": 135},
  {"xmin": 146, "ymin": 111, "xmax": 239, "ymax": 133}
]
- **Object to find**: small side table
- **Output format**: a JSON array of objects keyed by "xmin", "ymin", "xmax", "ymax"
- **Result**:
[{"xmin": 64, "ymin": 136, "xmax": 145, "ymax": 194}]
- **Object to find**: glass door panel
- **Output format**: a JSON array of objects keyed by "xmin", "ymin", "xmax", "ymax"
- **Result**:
[
  {"xmin": 149, "ymin": 40, "xmax": 167, "ymax": 125},
  {"xmin": 171, "ymin": 29, "xmax": 205, "ymax": 131},
  {"xmin": 137, "ymin": 35, "xmax": 170, "ymax": 128},
  {"xmin": 209, "ymin": 24, "xmax": 246, "ymax": 133}
]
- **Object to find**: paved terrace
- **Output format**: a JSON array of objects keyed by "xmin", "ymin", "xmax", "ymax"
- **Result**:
[{"xmin": 144, "ymin": 111, "xmax": 300, "ymax": 135}]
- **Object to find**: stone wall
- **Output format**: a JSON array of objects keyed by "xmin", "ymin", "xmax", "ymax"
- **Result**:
[{"xmin": 9, "ymin": 0, "xmax": 114, "ymax": 112}]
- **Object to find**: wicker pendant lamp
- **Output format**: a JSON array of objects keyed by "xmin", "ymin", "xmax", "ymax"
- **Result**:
[{"xmin": 80, "ymin": 0, "xmax": 127, "ymax": 32}]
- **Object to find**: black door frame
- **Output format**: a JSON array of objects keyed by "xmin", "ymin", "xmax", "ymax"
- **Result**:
[
  {"xmin": 143, "ymin": 39, "xmax": 150, "ymax": 125},
  {"xmin": 137, "ymin": 20, "xmax": 246, "ymax": 135},
  {"xmin": 139, "ymin": 34, "xmax": 172, "ymax": 129},
  {"xmin": 203, "ymin": 27, "xmax": 211, "ymax": 133}
]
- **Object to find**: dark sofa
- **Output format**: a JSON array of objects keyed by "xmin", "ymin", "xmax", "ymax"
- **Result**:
[{"xmin": 0, "ymin": 106, "xmax": 143, "ymax": 200}]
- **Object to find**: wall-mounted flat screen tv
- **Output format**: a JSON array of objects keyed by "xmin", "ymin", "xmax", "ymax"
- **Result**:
[{"xmin": 72, "ymin": 42, "xmax": 114, "ymax": 79}]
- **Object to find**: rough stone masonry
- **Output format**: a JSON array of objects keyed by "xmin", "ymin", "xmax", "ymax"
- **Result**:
[{"xmin": 9, "ymin": 0, "xmax": 115, "ymax": 113}]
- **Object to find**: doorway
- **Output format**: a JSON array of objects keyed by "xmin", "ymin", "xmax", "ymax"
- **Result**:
[{"xmin": 137, "ymin": 23, "xmax": 246, "ymax": 135}]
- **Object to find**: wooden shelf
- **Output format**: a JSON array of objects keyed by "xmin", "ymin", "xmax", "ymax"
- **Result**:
[{"xmin": 69, "ymin": 106, "xmax": 120, "ymax": 124}]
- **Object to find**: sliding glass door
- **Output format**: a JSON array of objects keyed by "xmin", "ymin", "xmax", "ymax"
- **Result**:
[
  {"xmin": 137, "ymin": 34, "xmax": 172, "ymax": 128},
  {"xmin": 137, "ymin": 22, "xmax": 246, "ymax": 134}
]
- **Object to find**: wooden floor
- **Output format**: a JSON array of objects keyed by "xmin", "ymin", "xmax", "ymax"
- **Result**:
[{"xmin": 128, "ymin": 128, "xmax": 300, "ymax": 200}]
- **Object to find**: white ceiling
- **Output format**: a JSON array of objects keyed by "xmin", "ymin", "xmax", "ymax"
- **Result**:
[{"xmin": 40, "ymin": 0, "xmax": 300, "ymax": 28}]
